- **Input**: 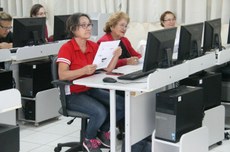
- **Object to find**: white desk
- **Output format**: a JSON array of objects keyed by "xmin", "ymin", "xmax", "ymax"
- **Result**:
[
  {"xmin": 0, "ymin": 49, "xmax": 12, "ymax": 62},
  {"xmin": 187, "ymin": 51, "xmax": 216, "ymax": 74},
  {"xmin": 11, "ymin": 40, "xmax": 66, "ymax": 62},
  {"xmin": 73, "ymin": 61, "xmax": 190, "ymax": 152},
  {"xmin": 216, "ymin": 45, "xmax": 230, "ymax": 65},
  {"xmin": 0, "ymin": 41, "xmax": 66, "ymax": 125},
  {"xmin": 0, "ymin": 40, "xmax": 66, "ymax": 63},
  {"xmin": 73, "ymin": 47, "xmax": 230, "ymax": 152},
  {"xmin": 152, "ymin": 126, "xmax": 209, "ymax": 152},
  {"xmin": 74, "ymin": 66, "xmax": 158, "ymax": 152},
  {"xmin": 0, "ymin": 89, "xmax": 21, "ymax": 125},
  {"xmin": 0, "ymin": 89, "xmax": 21, "ymax": 113}
]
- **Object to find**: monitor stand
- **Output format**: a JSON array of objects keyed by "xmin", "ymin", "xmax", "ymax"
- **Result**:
[
  {"xmin": 166, "ymin": 48, "xmax": 173, "ymax": 67},
  {"xmin": 214, "ymin": 34, "xmax": 222, "ymax": 51},
  {"xmin": 32, "ymin": 31, "xmax": 41, "ymax": 45}
]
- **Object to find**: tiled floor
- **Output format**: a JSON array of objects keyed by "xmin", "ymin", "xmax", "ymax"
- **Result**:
[{"xmin": 19, "ymin": 116, "xmax": 230, "ymax": 152}]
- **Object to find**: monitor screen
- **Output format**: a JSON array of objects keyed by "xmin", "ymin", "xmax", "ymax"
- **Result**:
[
  {"xmin": 53, "ymin": 15, "xmax": 70, "ymax": 41},
  {"xmin": 177, "ymin": 22, "xmax": 203, "ymax": 63},
  {"xmin": 91, "ymin": 20, "xmax": 98, "ymax": 36},
  {"xmin": 228, "ymin": 19, "xmax": 230, "ymax": 44},
  {"xmin": 203, "ymin": 18, "xmax": 222, "ymax": 52},
  {"xmin": 13, "ymin": 17, "xmax": 46, "ymax": 47},
  {"xmin": 142, "ymin": 27, "xmax": 177, "ymax": 72}
]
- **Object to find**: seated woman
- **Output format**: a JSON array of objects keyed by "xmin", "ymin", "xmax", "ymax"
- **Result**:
[
  {"xmin": 160, "ymin": 11, "xmax": 179, "ymax": 57},
  {"xmin": 30, "ymin": 4, "xmax": 53, "ymax": 42},
  {"xmin": 160, "ymin": 11, "xmax": 177, "ymax": 28},
  {"xmin": 97, "ymin": 11, "xmax": 141, "ymax": 68},
  {"xmin": 57, "ymin": 13, "xmax": 124, "ymax": 152}
]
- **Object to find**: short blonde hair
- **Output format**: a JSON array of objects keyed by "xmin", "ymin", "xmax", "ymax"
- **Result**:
[
  {"xmin": 0, "ymin": 12, "xmax": 12, "ymax": 21},
  {"xmin": 104, "ymin": 11, "xmax": 130, "ymax": 33}
]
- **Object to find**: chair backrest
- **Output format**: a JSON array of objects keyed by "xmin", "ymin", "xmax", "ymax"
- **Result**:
[
  {"xmin": 51, "ymin": 56, "xmax": 58, "ymax": 85},
  {"xmin": 50, "ymin": 56, "xmax": 68, "ymax": 116},
  {"xmin": 50, "ymin": 56, "xmax": 90, "ymax": 119}
]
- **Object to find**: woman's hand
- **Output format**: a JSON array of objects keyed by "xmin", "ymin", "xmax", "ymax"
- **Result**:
[
  {"xmin": 104, "ymin": 47, "xmax": 122, "ymax": 72},
  {"xmin": 127, "ymin": 56, "xmax": 139, "ymax": 65},
  {"xmin": 82, "ymin": 64, "xmax": 97, "ymax": 75},
  {"xmin": 0, "ymin": 42, "xmax": 12, "ymax": 49},
  {"xmin": 113, "ymin": 46, "xmax": 122, "ymax": 57}
]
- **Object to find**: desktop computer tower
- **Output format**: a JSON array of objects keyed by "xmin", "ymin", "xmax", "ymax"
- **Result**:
[
  {"xmin": 180, "ymin": 71, "xmax": 221, "ymax": 110},
  {"xmin": 0, "ymin": 69, "xmax": 13, "ymax": 91},
  {"xmin": 0, "ymin": 123, "xmax": 19, "ymax": 152},
  {"xmin": 23, "ymin": 99, "xmax": 35, "ymax": 120},
  {"xmin": 155, "ymin": 85, "xmax": 204, "ymax": 143},
  {"xmin": 220, "ymin": 65, "xmax": 230, "ymax": 102},
  {"xmin": 19, "ymin": 59, "xmax": 53, "ymax": 97}
]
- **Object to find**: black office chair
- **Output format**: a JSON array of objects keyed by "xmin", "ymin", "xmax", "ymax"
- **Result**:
[{"xmin": 50, "ymin": 56, "xmax": 90, "ymax": 152}]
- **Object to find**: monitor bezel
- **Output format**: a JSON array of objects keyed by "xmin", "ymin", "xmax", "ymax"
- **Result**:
[
  {"xmin": 203, "ymin": 18, "xmax": 222, "ymax": 53},
  {"xmin": 13, "ymin": 17, "xmax": 46, "ymax": 48},
  {"xmin": 177, "ymin": 22, "xmax": 203, "ymax": 63},
  {"xmin": 53, "ymin": 15, "xmax": 71, "ymax": 41},
  {"xmin": 142, "ymin": 27, "xmax": 177, "ymax": 72}
]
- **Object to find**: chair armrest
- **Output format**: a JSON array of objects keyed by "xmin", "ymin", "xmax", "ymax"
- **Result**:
[
  {"xmin": 51, "ymin": 80, "xmax": 72, "ymax": 86},
  {"xmin": 51, "ymin": 79, "xmax": 72, "ymax": 116}
]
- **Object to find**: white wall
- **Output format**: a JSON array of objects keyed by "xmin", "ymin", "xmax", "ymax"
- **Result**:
[{"xmin": 0, "ymin": 0, "xmax": 229, "ymax": 35}]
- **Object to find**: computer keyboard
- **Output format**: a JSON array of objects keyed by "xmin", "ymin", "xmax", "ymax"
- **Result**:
[{"xmin": 117, "ymin": 69, "xmax": 156, "ymax": 80}]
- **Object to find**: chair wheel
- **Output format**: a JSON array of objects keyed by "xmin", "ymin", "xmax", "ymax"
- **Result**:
[
  {"xmin": 54, "ymin": 146, "xmax": 62, "ymax": 152},
  {"xmin": 217, "ymin": 141, "xmax": 222, "ymax": 145},
  {"xmin": 225, "ymin": 132, "xmax": 230, "ymax": 140}
]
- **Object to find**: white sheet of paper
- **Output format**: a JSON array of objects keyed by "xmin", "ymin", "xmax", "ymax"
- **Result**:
[{"xmin": 93, "ymin": 40, "xmax": 120, "ymax": 69}]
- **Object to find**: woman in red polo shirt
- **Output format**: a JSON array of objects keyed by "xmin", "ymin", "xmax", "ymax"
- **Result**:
[
  {"xmin": 57, "ymin": 13, "xmax": 124, "ymax": 152},
  {"xmin": 97, "ymin": 11, "xmax": 141, "ymax": 68}
]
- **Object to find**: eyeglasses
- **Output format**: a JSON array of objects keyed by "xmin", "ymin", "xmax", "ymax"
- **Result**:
[
  {"xmin": 117, "ymin": 24, "xmax": 128, "ymax": 29},
  {"xmin": 164, "ymin": 18, "xmax": 176, "ymax": 22},
  {"xmin": 0, "ymin": 25, "xmax": 12, "ymax": 30},
  {"xmin": 78, "ymin": 23, "xmax": 93, "ymax": 29},
  {"xmin": 36, "ymin": 12, "xmax": 48, "ymax": 16}
]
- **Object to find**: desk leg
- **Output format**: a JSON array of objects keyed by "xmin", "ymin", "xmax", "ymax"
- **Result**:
[
  {"xmin": 110, "ymin": 89, "xmax": 116, "ymax": 152},
  {"xmin": 125, "ymin": 91, "xmax": 131, "ymax": 152}
]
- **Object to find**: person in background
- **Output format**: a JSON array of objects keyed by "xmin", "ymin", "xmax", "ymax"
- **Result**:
[
  {"xmin": 30, "ymin": 4, "xmax": 53, "ymax": 42},
  {"xmin": 0, "ymin": 11, "xmax": 13, "ymax": 49},
  {"xmin": 160, "ymin": 10, "xmax": 179, "ymax": 58},
  {"xmin": 97, "ymin": 11, "xmax": 141, "ymax": 68},
  {"xmin": 98, "ymin": 11, "xmax": 141, "ymax": 138},
  {"xmin": 0, "ymin": 11, "xmax": 13, "ymax": 69},
  {"xmin": 57, "ymin": 13, "xmax": 124, "ymax": 152},
  {"xmin": 160, "ymin": 11, "xmax": 177, "ymax": 28}
]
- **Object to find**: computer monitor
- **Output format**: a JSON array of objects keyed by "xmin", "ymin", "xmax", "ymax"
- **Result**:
[
  {"xmin": 177, "ymin": 22, "xmax": 203, "ymax": 63},
  {"xmin": 142, "ymin": 27, "xmax": 177, "ymax": 72},
  {"xmin": 203, "ymin": 18, "xmax": 222, "ymax": 53},
  {"xmin": 228, "ymin": 19, "xmax": 230, "ymax": 44},
  {"xmin": 53, "ymin": 15, "xmax": 70, "ymax": 41},
  {"xmin": 13, "ymin": 17, "xmax": 46, "ymax": 47}
]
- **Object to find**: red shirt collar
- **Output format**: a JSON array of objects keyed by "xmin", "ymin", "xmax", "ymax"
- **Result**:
[{"xmin": 70, "ymin": 38, "xmax": 93, "ymax": 53}]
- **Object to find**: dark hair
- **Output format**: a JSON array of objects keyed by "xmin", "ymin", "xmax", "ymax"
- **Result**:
[
  {"xmin": 66, "ymin": 13, "xmax": 91, "ymax": 38},
  {"xmin": 30, "ymin": 4, "xmax": 44, "ymax": 17},
  {"xmin": 160, "ymin": 11, "xmax": 176, "ymax": 27},
  {"xmin": 0, "ymin": 11, "xmax": 12, "ymax": 21}
]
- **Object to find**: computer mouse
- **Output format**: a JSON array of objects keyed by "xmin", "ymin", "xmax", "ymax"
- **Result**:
[{"xmin": 103, "ymin": 77, "xmax": 117, "ymax": 83}]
